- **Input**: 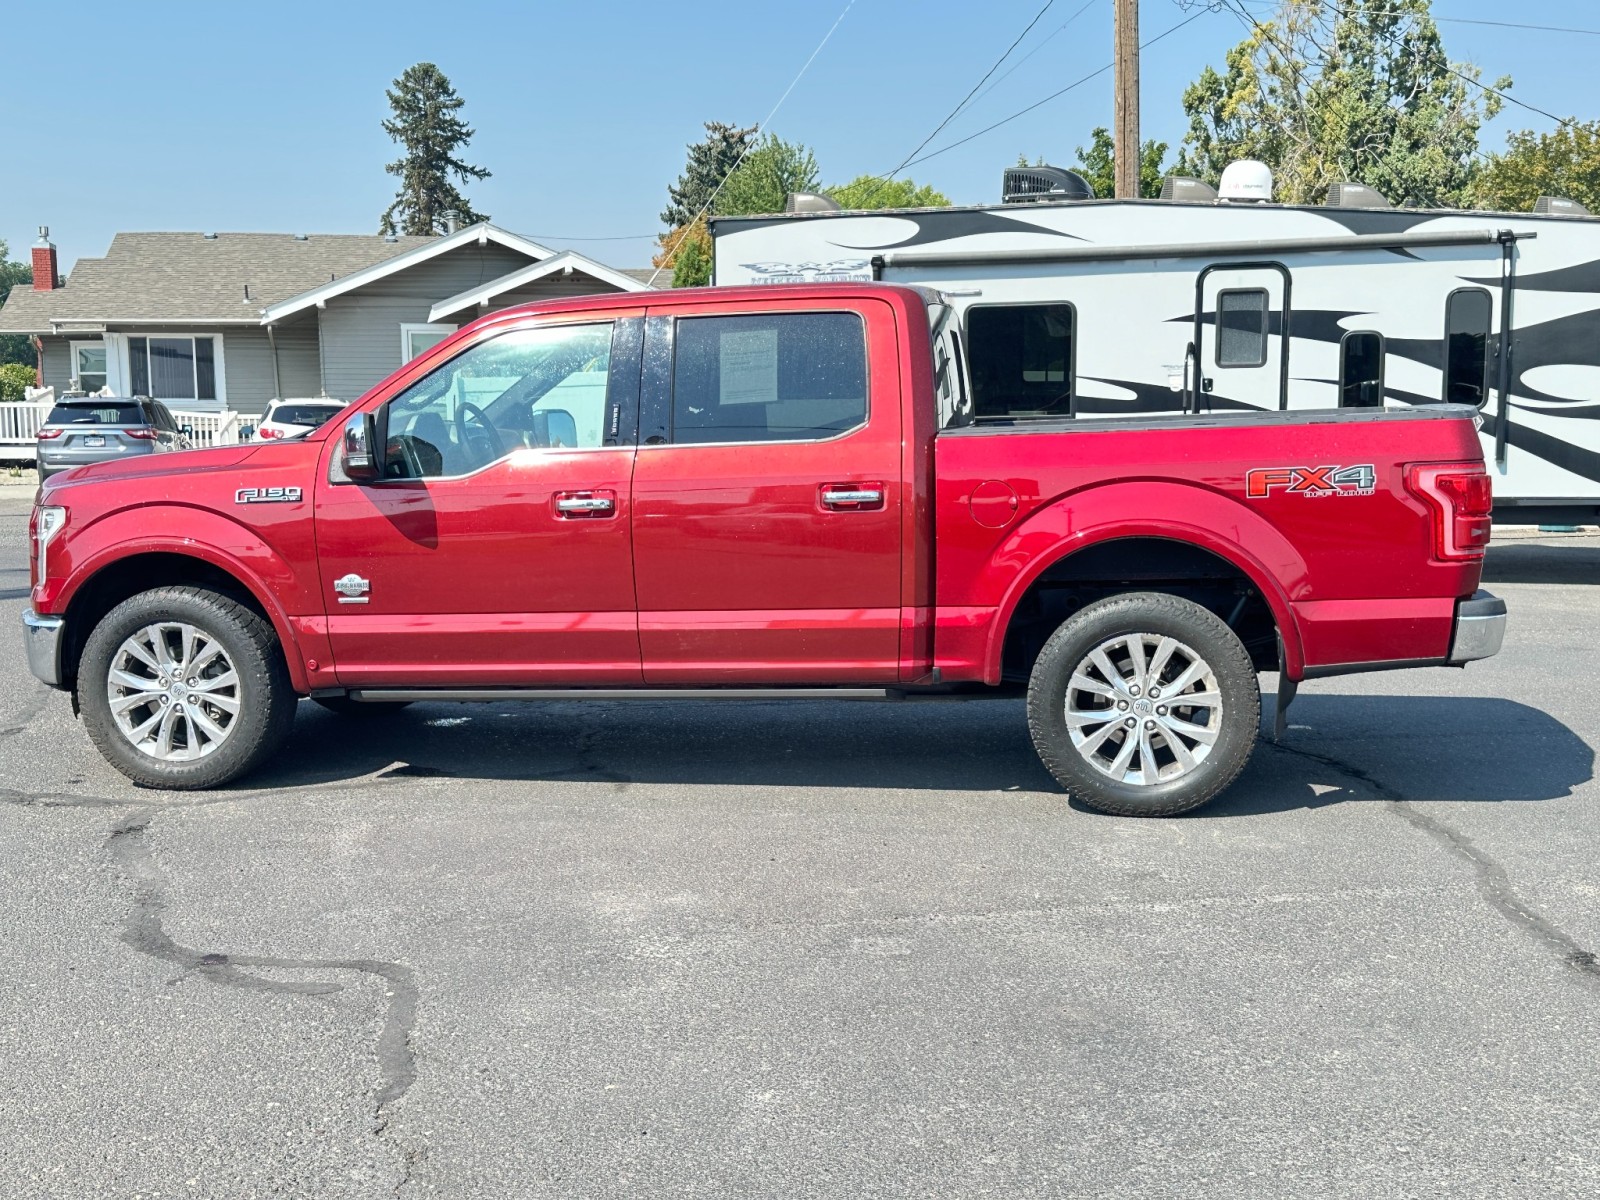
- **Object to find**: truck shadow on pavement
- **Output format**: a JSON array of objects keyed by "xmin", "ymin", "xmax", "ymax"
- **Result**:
[
  {"xmin": 1481, "ymin": 538, "xmax": 1600, "ymax": 585},
  {"xmin": 241, "ymin": 693, "xmax": 1591, "ymax": 817}
]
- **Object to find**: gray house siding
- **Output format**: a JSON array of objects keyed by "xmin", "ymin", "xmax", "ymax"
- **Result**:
[
  {"xmin": 40, "ymin": 339, "xmax": 72, "ymax": 392},
  {"xmin": 220, "ymin": 329, "xmax": 276, "ymax": 414},
  {"xmin": 271, "ymin": 321, "xmax": 322, "ymax": 400}
]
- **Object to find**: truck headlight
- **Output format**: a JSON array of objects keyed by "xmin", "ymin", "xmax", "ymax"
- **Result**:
[{"xmin": 34, "ymin": 505, "xmax": 66, "ymax": 583}]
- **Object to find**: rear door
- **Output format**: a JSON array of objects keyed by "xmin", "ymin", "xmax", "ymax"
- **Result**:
[
  {"xmin": 630, "ymin": 296, "xmax": 904, "ymax": 683},
  {"xmin": 1195, "ymin": 264, "xmax": 1289, "ymax": 411}
]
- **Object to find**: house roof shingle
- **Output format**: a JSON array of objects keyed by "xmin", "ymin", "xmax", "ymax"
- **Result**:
[{"xmin": 0, "ymin": 231, "xmax": 437, "ymax": 332}]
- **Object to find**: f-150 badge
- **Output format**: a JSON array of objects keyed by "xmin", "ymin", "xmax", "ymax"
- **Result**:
[
  {"xmin": 235, "ymin": 486, "xmax": 303, "ymax": 504},
  {"xmin": 333, "ymin": 573, "xmax": 370, "ymax": 604},
  {"xmin": 1246, "ymin": 465, "xmax": 1376, "ymax": 498}
]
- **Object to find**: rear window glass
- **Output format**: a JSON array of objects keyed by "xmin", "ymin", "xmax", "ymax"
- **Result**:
[
  {"xmin": 272, "ymin": 404, "xmax": 343, "ymax": 426},
  {"xmin": 46, "ymin": 403, "xmax": 146, "ymax": 425}
]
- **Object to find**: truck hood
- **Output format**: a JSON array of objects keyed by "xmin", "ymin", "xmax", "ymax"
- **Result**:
[{"xmin": 41, "ymin": 445, "xmax": 264, "ymax": 496}]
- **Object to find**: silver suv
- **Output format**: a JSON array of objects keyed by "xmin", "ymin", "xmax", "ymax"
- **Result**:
[{"xmin": 36, "ymin": 398, "xmax": 191, "ymax": 482}]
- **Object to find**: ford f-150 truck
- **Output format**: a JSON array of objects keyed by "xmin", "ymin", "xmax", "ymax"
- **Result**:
[{"xmin": 21, "ymin": 284, "xmax": 1506, "ymax": 815}]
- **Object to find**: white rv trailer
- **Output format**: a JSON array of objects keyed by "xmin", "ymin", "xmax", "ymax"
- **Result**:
[{"xmin": 710, "ymin": 174, "xmax": 1600, "ymax": 524}]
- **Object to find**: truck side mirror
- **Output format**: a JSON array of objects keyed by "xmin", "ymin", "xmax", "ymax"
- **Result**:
[{"xmin": 342, "ymin": 411, "xmax": 383, "ymax": 480}]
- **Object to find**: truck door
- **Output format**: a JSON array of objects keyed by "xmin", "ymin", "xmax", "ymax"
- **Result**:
[
  {"xmin": 629, "ymin": 297, "xmax": 905, "ymax": 683},
  {"xmin": 1194, "ymin": 264, "xmax": 1289, "ymax": 411},
  {"xmin": 314, "ymin": 317, "xmax": 644, "ymax": 687}
]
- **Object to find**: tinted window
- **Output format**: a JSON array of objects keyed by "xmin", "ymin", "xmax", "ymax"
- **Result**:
[
  {"xmin": 1444, "ymin": 289, "xmax": 1492, "ymax": 405},
  {"xmin": 382, "ymin": 323, "xmax": 614, "ymax": 479},
  {"xmin": 273, "ymin": 404, "xmax": 344, "ymax": 427},
  {"xmin": 46, "ymin": 402, "xmax": 147, "ymax": 426},
  {"xmin": 1339, "ymin": 331, "xmax": 1384, "ymax": 408},
  {"xmin": 966, "ymin": 304, "xmax": 1073, "ymax": 420},
  {"xmin": 1216, "ymin": 290, "xmax": 1268, "ymax": 367},
  {"xmin": 671, "ymin": 312, "xmax": 867, "ymax": 444}
]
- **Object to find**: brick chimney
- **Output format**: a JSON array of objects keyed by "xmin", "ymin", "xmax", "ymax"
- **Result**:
[{"xmin": 32, "ymin": 226, "xmax": 59, "ymax": 291}]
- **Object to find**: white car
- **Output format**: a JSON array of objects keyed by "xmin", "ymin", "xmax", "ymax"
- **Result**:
[{"xmin": 253, "ymin": 399, "xmax": 347, "ymax": 441}]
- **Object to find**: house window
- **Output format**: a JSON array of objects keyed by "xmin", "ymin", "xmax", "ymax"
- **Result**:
[
  {"xmin": 70, "ymin": 340, "xmax": 108, "ymax": 393},
  {"xmin": 965, "ymin": 304, "xmax": 1074, "ymax": 419},
  {"xmin": 1216, "ymin": 289, "xmax": 1269, "ymax": 367},
  {"xmin": 128, "ymin": 336, "xmax": 218, "ymax": 403},
  {"xmin": 401, "ymin": 323, "xmax": 457, "ymax": 361},
  {"xmin": 1443, "ymin": 288, "xmax": 1492, "ymax": 406}
]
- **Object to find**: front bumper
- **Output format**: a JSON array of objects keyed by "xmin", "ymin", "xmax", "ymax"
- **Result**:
[
  {"xmin": 22, "ymin": 610, "xmax": 66, "ymax": 688},
  {"xmin": 1447, "ymin": 590, "xmax": 1507, "ymax": 664}
]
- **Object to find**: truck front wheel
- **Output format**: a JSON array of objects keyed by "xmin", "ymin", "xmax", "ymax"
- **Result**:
[
  {"xmin": 1026, "ymin": 592, "xmax": 1260, "ymax": 817},
  {"xmin": 79, "ymin": 586, "xmax": 297, "ymax": 790}
]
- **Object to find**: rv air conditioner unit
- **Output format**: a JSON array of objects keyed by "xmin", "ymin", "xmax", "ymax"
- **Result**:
[
  {"xmin": 1002, "ymin": 166, "xmax": 1095, "ymax": 204},
  {"xmin": 785, "ymin": 191, "xmax": 842, "ymax": 214},
  {"xmin": 1159, "ymin": 176, "xmax": 1219, "ymax": 202},
  {"xmin": 1534, "ymin": 195, "xmax": 1590, "ymax": 218},
  {"xmin": 1326, "ymin": 181, "xmax": 1391, "ymax": 208},
  {"xmin": 1218, "ymin": 160, "xmax": 1274, "ymax": 203}
]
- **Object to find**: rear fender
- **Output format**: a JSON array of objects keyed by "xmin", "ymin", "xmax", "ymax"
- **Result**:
[
  {"xmin": 52, "ymin": 506, "xmax": 317, "ymax": 691},
  {"xmin": 982, "ymin": 482, "xmax": 1308, "ymax": 684}
]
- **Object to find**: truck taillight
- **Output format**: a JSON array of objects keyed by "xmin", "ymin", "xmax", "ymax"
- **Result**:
[{"xmin": 1407, "ymin": 463, "xmax": 1492, "ymax": 560}]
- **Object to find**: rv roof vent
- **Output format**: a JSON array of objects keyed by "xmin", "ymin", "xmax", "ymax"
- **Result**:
[
  {"xmin": 1534, "ymin": 195, "xmax": 1590, "ymax": 218},
  {"xmin": 1002, "ymin": 166, "xmax": 1095, "ymax": 204},
  {"xmin": 1326, "ymin": 181, "xmax": 1390, "ymax": 208},
  {"xmin": 785, "ymin": 191, "xmax": 842, "ymax": 214},
  {"xmin": 1218, "ymin": 159, "xmax": 1274, "ymax": 203},
  {"xmin": 1159, "ymin": 175, "xmax": 1219, "ymax": 203}
]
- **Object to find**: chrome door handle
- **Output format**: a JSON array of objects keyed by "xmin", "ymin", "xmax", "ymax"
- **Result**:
[
  {"xmin": 821, "ymin": 489, "xmax": 882, "ymax": 505},
  {"xmin": 556, "ymin": 496, "xmax": 614, "ymax": 513}
]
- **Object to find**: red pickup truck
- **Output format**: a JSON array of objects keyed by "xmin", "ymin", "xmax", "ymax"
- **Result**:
[{"xmin": 22, "ymin": 283, "xmax": 1504, "ymax": 815}]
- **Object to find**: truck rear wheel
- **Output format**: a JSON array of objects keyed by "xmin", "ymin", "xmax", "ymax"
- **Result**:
[
  {"xmin": 79, "ymin": 586, "xmax": 297, "ymax": 790},
  {"xmin": 1026, "ymin": 592, "xmax": 1259, "ymax": 817}
]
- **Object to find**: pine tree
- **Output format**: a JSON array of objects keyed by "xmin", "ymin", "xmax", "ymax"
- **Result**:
[
  {"xmin": 379, "ymin": 63, "xmax": 492, "ymax": 236},
  {"xmin": 661, "ymin": 121, "xmax": 758, "ymax": 229}
]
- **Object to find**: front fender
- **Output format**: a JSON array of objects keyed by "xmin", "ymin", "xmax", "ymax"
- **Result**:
[
  {"xmin": 46, "ymin": 504, "xmax": 319, "ymax": 691},
  {"xmin": 978, "ymin": 481, "xmax": 1309, "ymax": 683}
]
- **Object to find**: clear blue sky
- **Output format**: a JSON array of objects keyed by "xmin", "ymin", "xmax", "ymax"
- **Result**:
[{"xmin": 6, "ymin": 0, "xmax": 1597, "ymax": 274}]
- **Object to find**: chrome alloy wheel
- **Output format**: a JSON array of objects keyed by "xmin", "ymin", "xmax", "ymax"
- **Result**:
[
  {"xmin": 1064, "ymin": 633, "xmax": 1223, "ymax": 787},
  {"xmin": 106, "ymin": 622, "xmax": 241, "ymax": 761}
]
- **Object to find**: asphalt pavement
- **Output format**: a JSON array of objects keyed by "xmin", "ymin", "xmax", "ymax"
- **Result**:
[{"xmin": 1, "ymin": 487, "xmax": 1596, "ymax": 1198}]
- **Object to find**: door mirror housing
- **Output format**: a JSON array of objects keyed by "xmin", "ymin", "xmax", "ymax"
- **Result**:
[{"xmin": 342, "ymin": 410, "xmax": 385, "ymax": 481}]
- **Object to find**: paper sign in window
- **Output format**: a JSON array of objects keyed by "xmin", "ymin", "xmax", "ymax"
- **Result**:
[{"xmin": 719, "ymin": 328, "xmax": 779, "ymax": 406}]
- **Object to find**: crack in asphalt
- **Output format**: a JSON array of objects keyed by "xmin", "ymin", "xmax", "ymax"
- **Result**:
[{"xmin": 1265, "ymin": 740, "xmax": 1600, "ymax": 988}]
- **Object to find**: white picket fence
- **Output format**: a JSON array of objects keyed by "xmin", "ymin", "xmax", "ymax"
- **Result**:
[{"xmin": 0, "ymin": 399, "xmax": 249, "ymax": 461}]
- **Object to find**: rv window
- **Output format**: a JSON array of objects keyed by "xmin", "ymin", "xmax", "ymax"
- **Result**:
[
  {"xmin": 1216, "ymin": 290, "xmax": 1268, "ymax": 368},
  {"xmin": 1444, "ymin": 289, "xmax": 1492, "ymax": 406},
  {"xmin": 670, "ymin": 312, "xmax": 867, "ymax": 444},
  {"xmin": 965, "ymin": 304, "xmax": 1074, "ymax": 420},
  {"xmin": 1339, "ymin": 331, "xmax": 1385, "ymax": 408}
]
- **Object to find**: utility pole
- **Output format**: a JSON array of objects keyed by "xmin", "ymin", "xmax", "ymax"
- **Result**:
[{"xmin": 1113, "ymin": 0, "xmax": 1141, "ymax": 199}]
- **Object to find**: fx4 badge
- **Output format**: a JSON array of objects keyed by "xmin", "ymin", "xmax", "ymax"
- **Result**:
[
  {"xmin": 1246, "ymin": 464, "xmax": 1376, "ymax": 499},
  {"xmin": 333, "ymin": 573, "xmax": 370, "ymax": 604},
  {"xmin": 235, "ymin": 486, "xmax": 303, "ymax": 504}
]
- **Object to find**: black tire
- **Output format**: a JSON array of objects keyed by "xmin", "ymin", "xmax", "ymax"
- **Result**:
[
  {"xmin": 79, "ymin": 586, "xmax": 297, "ymax": 790},
  {"xmin": 312, "ymin": 696, "xmax": 412, "ymax": 718},
  {"xmin": 1026, "ymin": 592, "xmax": 1260, "ymax": 817}
]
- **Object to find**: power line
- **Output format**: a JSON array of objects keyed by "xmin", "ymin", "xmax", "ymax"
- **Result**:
[
  {"xmin": 893, "ymin": 6, "xmax": 1213, "ymax": 175},
  {"xmin": 860, "ymin": 0, "xmax": 1061, "ymax": 205},
  {"xmin": 1228, "ymin": 1, "xmax": 1600, "ymax": 38},
  {"xmin": 647, "ymin": 0, "xmax": 857, "ymax": 285},
  {"xmin": 967, "ymin": 0, "xmax": 1100, "ymax": 111}
]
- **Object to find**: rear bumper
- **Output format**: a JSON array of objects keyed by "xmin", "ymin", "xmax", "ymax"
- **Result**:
[
  {"xmin": 1447, "ymin": 590, "xmax": 1507, "ymax": 664},
  {"xmin": 22, "ymin": 609, "xmax": 66, "ymax": 688}
]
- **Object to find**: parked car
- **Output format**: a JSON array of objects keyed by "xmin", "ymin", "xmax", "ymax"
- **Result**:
[
  {"xmin": 21, "ymin": 284, "xmax": 1505, "ymax": 815},
  {"xmin": 35, "ymin": 397, "xmax": 190, "ymax": 482},
  {"xmin": 253, "ymin": 399, "xmax": 347, "ymax": 442}
]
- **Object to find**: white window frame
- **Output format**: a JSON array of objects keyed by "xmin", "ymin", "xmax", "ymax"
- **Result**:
[
  {"xmin": 69, "ymin": 339, "xmax": 110, "ymax": 394},
  {"xmin": 401, "ymin": 322, "xmax": 457, "ymax": 362},
  {"xmin": 125, "ymin": 333, "xmax": 229, "ymax": 409}
]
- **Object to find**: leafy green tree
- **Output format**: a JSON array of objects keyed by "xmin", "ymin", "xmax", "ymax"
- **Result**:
[
  {"xmin": 1176, "ymin": 0, "xmax": 1506, "ymax": 207},
  {"xmin": 1072, "ymin": 127, "xmax": 1169, "ymax": 199},
  {"xmin": 672, "ymin": 235, "xmax": 712, "ymax": 288},
  {"xmin": 1474, "ymin": 120, "xmax": 1600, "ymax": 213},
  {"xmin": 379, "ymin": 63, "xmax": 492, "ymax": 235},
  {"xmin": 0, "ymin": 239, "xmax": 34, "ymax": 368},
  {"xmin": 0, "ymin": 362, "xmax": 35, "ymax": 402},
  {"xmin": 662, "ymin": 121, "xmax": 758, "ymax": 228},
  {"xmin": 825, "ymin": 175, "xmax": 952, "ymax": 209},
  {"xmin": 717, "ymin": 134, "xmax": 820, "ymax": 216}
]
